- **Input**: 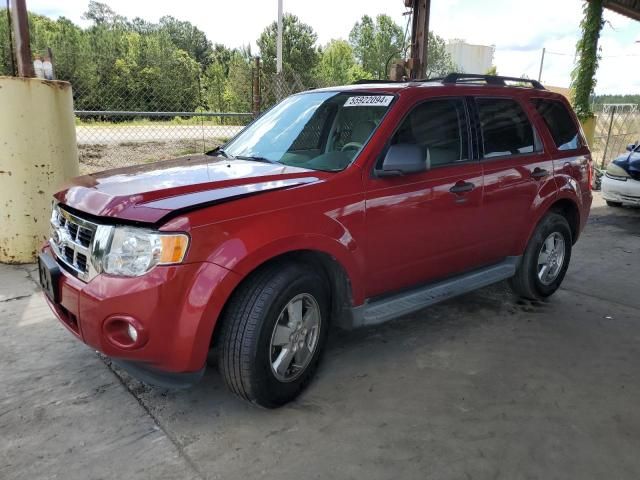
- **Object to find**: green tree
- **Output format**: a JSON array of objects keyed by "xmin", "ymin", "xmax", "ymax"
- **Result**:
[
  {"xmin": 159, "ymin": 16, "xmax": 212, "ymax": 67},
  {"xmin": 203, "ymin": 44, "xmax": 236, "ymax": 112},
  {"xmin": 349, "ymin": 14, "xmax": 455, "ymax": 79},
  {"xmin": 349, "ymin": 14, "xmax": 404, "ymax": 79},
  {"xmin": 257, "ymin": 13, "xmax": 319, "ymax": 85},
  {"xmin": 571, "ymin": 0, "xmax": 604, "ymax": 120},
  {"xmin": 223, "ymin": 50, "xmax": 253, "ymax": 113},
  {"xmin": 0, "ymin": 8, "xmax": 14, "ymax": 75},
  {"xmin": 82, "ymin": 1, "xmax": 124, "ymax": 26},
  {"xmin": 425, "ymin": 32, "xmax": 456, "ymax": 78},
  {"xmin": 316, "ymin": 39, "xmax": 371, "ymax": 86}
]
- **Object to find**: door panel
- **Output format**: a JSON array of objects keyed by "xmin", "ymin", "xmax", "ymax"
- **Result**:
[
  {"xmin": 473, "ymin": 96, "xmax": 554, "ymax": 259},
  {"xmin": 363, "ymin": 97, "xmax": 491, "ymax": 298},
  {"xmin": 481, "ymin": 154, "xmax": 554, "ymax": 258},
  {"xmin": 364, "ymin": 164, "xmax": 485, "ymax": 298}
]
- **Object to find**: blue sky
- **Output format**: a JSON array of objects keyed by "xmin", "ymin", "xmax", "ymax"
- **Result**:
[{"xmin": 27, "ymin": 0, "xmax": 640, "ymax": 94}]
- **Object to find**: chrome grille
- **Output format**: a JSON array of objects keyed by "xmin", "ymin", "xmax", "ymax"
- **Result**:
[{"xmin": 50, "ymin": 205, "xmax": 100, "ymax": 281}]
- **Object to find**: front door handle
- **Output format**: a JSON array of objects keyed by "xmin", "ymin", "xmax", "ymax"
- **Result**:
[
  {"xmin": 531, "ymin": 167, "xmax": 550, "ymax": 179},
  {"xmin": 449, "ymin": 181, "xmax": 475, "ymax": 194}
]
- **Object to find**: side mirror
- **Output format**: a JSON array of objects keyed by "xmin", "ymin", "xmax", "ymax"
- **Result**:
[
  {"xmin": 626, "ymin": 142, "xmax": 638, "ymax": 152},
  {"xmin": 376, "ymin": 144, "xmax": 426, "ymax": 177}
]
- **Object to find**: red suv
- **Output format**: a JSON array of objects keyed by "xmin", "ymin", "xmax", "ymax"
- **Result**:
[{"xmin": 39, "ymin": 74, "xmax": 592, "ymax": 407}]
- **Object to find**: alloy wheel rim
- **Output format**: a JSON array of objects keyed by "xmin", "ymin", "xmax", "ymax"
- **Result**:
[
  {"xmin": 537, "ymin": 232, "xmax": 566, "ymax": 286},
  {"xmin": 269, "ymin": 293, "xmax": 321, "ymax": 382}
]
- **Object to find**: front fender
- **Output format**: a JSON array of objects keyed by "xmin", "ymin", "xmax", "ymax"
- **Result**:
[{"xmin": 188, "ymin": 204, "xmax": 367, "ymax": 305}]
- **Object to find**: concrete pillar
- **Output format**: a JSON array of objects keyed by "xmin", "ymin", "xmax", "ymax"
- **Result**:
[{"xmin": 0, "ymin": 77, "xmax": 78, "ymax": 264}]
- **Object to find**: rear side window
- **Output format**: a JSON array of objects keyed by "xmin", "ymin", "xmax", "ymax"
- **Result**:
[
  {"xmin": 532, "ymin": 99, "xmax": 581, "ymax": 150},
  {"xmin": 476, "ymin": 98, "xmax": 536, "ymax": 158},
  {"xmin": 391, "ymin": 98, "xmax": 469, "ymax": 167}
]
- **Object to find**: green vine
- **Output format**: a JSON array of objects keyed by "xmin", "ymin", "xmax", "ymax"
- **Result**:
[{"xmin": 571, "ymin": 0, "xmax": 605, "ymax": 120}]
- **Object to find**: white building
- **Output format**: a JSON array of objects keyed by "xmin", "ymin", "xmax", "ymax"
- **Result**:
[{"xmin": 445, "ymin": 40, "xmax": 495, "ymax": 74}]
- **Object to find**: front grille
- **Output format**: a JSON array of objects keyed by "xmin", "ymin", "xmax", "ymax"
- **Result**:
[
  {"xmin": 64, "ymin": 246, "xmax": 74, "ymax": 263},
  {"xmin": 76, "ymin": 253, "xmax": 88, "ymax": 272},
  {"xmin": 77, "ymin": 228, "xmax": 93, "ymax": 247},
  {"xmin": 50, "ymin": 205, "xmax": 99, "ymax": 280}
]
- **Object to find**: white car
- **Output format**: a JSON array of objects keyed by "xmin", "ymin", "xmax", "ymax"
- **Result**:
[{"xmin": 602, "ymin": 142, "xmax": 640, "ymax": 207}]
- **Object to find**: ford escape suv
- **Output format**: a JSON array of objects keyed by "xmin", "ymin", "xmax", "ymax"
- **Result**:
[{"xmin": 39, "ymin": 74, "xmax": 592, "ymax": 407}]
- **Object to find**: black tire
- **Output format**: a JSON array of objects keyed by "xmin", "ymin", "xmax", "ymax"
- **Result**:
[
  {"xmin": 509, "ymin": 212, "xmax": 572, "ymax": 300},
  {"xmin": 218, "ymin": 262, "xmax": 329, "ymax": 408},
  {"xmin": 606, "ymin": 200, "xmax": 623, "ymax": 208}
]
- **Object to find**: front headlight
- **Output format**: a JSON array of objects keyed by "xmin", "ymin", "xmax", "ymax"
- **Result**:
[
  {"xmin": 102, "ymin": 226, "xmax": 189, "ymax": 277},
  {"xmin": 606, "ymin": 163, "xmax": 630, "ymax": 180}
]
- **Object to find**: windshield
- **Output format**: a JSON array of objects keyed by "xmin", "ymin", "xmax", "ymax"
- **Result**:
[{"xmin": 223, "ymin": 91, "xmax": 394, "ymax": 171}]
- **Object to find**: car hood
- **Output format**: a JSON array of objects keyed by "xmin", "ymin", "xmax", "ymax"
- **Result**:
[
  {"xmin": 612, "ymin": 151, "xmax": 640, "ymax": 181},
  {"xmin": 55, "ymin": 155, "xmax": 323, "ymax": 224}
]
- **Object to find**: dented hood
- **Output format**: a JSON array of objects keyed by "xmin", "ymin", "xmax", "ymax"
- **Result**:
[
  {"xmin": 55, "ymin": 155, "xmax": 322, "ymax": 224},
  {"xmin": 612, "ymin": 151, "xmax": 640, "ymax": 181}
]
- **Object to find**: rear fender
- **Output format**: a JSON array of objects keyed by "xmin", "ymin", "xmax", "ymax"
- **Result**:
[{"xmin": 514, "ymin": 177, "xmax": 560, "ymax": 253}]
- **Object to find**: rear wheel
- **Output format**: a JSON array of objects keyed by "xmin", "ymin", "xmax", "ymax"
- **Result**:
[
  {"xmin": 509, "ymin": 213, "xmax": 572, "ymax": 300},
  {"xmin": 218, "ymin": 262, "xmax": 329, "ymax": 408},
  {"xmin": 606, "ymin": 200, "xmax": 623, "ymax": 208}
]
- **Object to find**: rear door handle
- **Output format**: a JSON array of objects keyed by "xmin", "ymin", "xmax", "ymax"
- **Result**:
[
  {"xmin": 449, "ymin": 181, "xmax": 475, "ymax": 194},
  {"xmin": 531, "ymin": 168, "xmax": 550, "ymax": 179}
]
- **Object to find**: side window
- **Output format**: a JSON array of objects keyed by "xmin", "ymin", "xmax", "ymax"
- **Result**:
[
  {"xmin": 476, "ymin": 98, "xmax": 537, "ymax": 158},
  {"xmin": 532, "ymin": 98, "xmax": 582, "ymax": 151},
  {"xmin": 391, "ymin": 98, "xmax": 469, "ymax": 167}
]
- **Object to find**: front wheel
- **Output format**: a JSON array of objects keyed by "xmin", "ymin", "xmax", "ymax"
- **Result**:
[
  {"xmin": 218, "ymin": 263, "xmax": 329, "ymax": 408},
  {"xmin": 509, "ymin": 212, "xmax": 572, "ymax": 300}
]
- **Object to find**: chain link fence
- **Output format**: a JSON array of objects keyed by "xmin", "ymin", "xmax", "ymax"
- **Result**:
[
  {"xmin": 260, "ymin": 71, "xmax": 307, "ymax": 108},
  {"xmin": 74, "ymin": 110, "xmax": 250, "ymax": 174},
  {"xmin": 592, "ymin": 104, "xmax": 640, "ymax": 168},
  {"xmin": 28, "ymin": 46, "xmax": 254, "ymax": 174},
  {"xmin": 36, "ymin": 47, "xmax": 314, "ymax": 174}
]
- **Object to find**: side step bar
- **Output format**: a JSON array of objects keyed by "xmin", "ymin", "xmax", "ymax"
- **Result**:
[{"xmin": 346, "ymin": 257, "xmax": 521, "ymax": 329}]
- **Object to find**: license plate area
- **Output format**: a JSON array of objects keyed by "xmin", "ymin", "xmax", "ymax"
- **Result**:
[{"xmin": 38, "ymin": 253, "xmax": 61, "ymax": 303}]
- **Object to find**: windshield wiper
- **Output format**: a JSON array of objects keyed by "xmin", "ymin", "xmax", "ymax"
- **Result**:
[
  {"xmin": 235, "ymin": 155, "xmax": 279, "ymax": 164},
  {"xmin": 205, "ymin": 146, "xmax": 230, "ymax": 158}
]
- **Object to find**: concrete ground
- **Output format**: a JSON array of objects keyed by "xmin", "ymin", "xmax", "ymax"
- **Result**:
[{"xmin": 1, "ymin": 193, "xmax": 639, "ymax": 480}]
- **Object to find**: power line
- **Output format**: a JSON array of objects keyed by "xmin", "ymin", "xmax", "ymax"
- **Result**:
[{"xmin": 544, "ymin": 50, "xmax": 640, "ymax": 58}]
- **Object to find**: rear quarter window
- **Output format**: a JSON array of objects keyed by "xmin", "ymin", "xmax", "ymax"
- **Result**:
[
  {"xmin": 532, "ymin": 98, "xmax": 582, "ymax": 151},
  {"xmin": 476, "ymin": 98, "xmax": 537, "ymax": 158}
]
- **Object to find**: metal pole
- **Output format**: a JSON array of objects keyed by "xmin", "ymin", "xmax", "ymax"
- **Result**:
[
  {"xmin": 409, "ymin": 0, "xmax": 431, "ymax": 79},
  {"xmin": 601, "ymin": 105, "xmax": 616, "ymax": 168},
  {"xmin": 253, "ymin": 57, "xmax": 262, "ymax": 118},
  {"xmin": 276, "ymin": 0, "xmax": 283, "ymax": 74},
  {"xmin": 9, "ymin": 0, "xmax": 34, "ymax": 77},
  {"xmin": 46, "ymin": 46, "xmax": 55, "ymax": 80},
  {"xmin": 537, "ymin": 47, "xmax": 546, "ymax": 82}
]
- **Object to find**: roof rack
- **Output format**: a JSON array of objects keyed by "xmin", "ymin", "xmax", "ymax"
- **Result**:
[
  {"xmin": 442, "ymin": 73, "xmax": 545, "ymax": 90},
  {"xmin": 352, "ymin": 79, "xmax": 402, "ymax": 84},
  {"xmin": 352, "ymin": 74, "xmax": 545, "ymax": 90}
]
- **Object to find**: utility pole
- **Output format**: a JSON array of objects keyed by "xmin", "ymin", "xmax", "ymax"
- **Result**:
[
  {"xmin": 538, "ymin": 47, "xmax": 546, "ymax": 82},
  {"xmin": 407, "ymin": 0, "xmax": 431, "ymax": 79},
  {"xmin": 9, "ymin": 0, "xmax": 35, "ymax": 77},
  {"xmin": 253, "ymin": 57, "xmax": 262, "ymax": 118},
  {"xmin": 276, "ymin": 0, "xmax": 283, "ymax": 74}
]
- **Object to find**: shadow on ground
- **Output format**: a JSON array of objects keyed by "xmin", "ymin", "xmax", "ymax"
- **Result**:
[{"xmin": 2, "ymin": 194, "xmax": 639, "ymax": 480}]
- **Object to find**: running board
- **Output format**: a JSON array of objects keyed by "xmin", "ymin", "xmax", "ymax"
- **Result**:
[{"xmin": 346, "ymin": 257, "xmax": 521, "ymax": 329}]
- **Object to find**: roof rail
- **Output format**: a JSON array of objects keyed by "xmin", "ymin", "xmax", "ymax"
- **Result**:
[
  {"xmin": 352, "ymin": 79, "xmax": 402, "ymax": 85},
  {"xmin": 442, "ymin": 73, "xmax": 545, "ymax": 90}
]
